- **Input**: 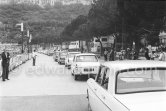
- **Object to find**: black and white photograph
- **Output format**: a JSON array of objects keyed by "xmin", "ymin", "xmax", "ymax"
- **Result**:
[{"xmin": 0, "ymin": 0, "xmax": 166, "ymax": 111}]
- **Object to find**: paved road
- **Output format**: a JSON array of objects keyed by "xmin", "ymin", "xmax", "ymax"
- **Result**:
[{"xmin": 0, "ymin": 53, "xmax": 88, "ymax": 111}]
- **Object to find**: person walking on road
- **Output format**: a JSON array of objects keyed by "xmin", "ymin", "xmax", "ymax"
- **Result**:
[
  {"xmin": 104, "ymin": 49, "xmax": 108, "ymax": 61},
  {"xmin": 1, "ymin": 48, "xmax": 10, "ymax": 81},
  {"xmin": 32, "ymin": 50, "xmax": 37, "ymax": 66}
]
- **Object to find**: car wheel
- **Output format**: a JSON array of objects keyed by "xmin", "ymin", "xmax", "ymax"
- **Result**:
[
  {"xmin": 74, "ymin": 74, "xmax": 78, "ymax": 80},
  {"xmin": 68, "ymin": 66, "xmax": 71, "ymax": 69},
  {"xmin": 71, "ymin": 70, "xmax": 74, "ymax": 76}
]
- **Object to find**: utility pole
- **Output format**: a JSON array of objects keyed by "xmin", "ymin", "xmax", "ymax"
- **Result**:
[
  {"xmin": 27, "ymin": 29, "xmax": 29, "ymax": 53},
  {"xmin": 21, "ymin": 23, "xmax": 24, "ymax": 53},
  {"xmin": 16, "ymin": 22, "xmax": 24, "ymax": 53}
]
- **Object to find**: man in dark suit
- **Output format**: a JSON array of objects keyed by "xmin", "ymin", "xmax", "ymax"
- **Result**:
[{"xmin": 1, "ymin": 49, "xmax": 10, "ymax": 81}]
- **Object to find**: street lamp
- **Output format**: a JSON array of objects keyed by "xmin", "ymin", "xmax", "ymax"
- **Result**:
[{"xmin": 16, "ymin": 22, "xmax": 24, "ymax": 53}]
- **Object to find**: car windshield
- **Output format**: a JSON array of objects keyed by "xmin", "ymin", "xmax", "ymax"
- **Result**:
[
  {"xmin": 116, "ymin": 68, "xmax": 166, "ymax": 94},
  {"xmin": 76, "ymin": 55, "xmax": 98, "ymax": 62}
]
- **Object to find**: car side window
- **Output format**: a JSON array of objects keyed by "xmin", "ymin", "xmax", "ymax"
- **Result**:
[
  {"xmin": 101, "ymin": 68, "xmax": 110, "ymax": 90},
  {"xmin": 96, "ymin": 67, "xmax": 105, "ymax": 85}
]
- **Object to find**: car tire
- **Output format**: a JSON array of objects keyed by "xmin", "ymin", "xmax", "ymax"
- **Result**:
[
  {"xmin": 71, "ymin": 70, "xmax": 74, "ymax": 76},
  {"xmin": 74, "ymin": 74, "xmax": 78, "ymax": 80},
  {"xmin": 68, "ymin": 66, "xmax": 71, "ymax": 69}
]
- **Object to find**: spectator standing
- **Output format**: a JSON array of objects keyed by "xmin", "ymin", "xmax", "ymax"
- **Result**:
[
  {"xmin": 159, "ymin": 48, "xmax": 166, "ymax": 61},
  {"xmin": 126, "ymin": 48, "xmax": 130, "ymax": 60},
  {"xmin": 32, "ymin": 50, "xmax": 37, "ymax": 66},
  {"xmin": 1, "ymin": 49, "xmax": 10, "ymax": 81},
  {"xmin": 145, "ymin": 48, "xmax": 150, "ymax": 60},
  {"xmin": 107, "ymin": 49, "xmax": 113, "ymax": 61},
  {"xmin": 150, "ymin": 51, "xmax": 156, "ymax": 60},
  {"xmin": 104, "ymin": 49, "xmax": 108, "ymax": 61}
]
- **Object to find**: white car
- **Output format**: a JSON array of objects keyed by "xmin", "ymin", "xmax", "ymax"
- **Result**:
[
  {"xmin": 71, "ymin": 53, "xmax": 100, "ymax": 80},
  {"xmin": 87, "ymin": 60, "xmax": 166, "ymax": 111},
  {"xmin": 65, "ymin": 52, "xmax": 81, "ymax": 69},
  {"xmin": 58, "ymin": 51, "xmax": 67, "ymax": 64}
]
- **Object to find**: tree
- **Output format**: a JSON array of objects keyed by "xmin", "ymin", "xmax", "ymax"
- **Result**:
[
  {"xmin": 87, "ymin": 0, "xmax": 119, "ymax": 55},
  {"xmin": 61, "ymin": 15, "xmax": 88, "ymax": 41},
  {"xmin": 117, "ymin": 1, "xmax": 166, "ymax": 58},
  {"xmin": 0, "ymin": 3, "xmax": 90, "ymax": 44}
]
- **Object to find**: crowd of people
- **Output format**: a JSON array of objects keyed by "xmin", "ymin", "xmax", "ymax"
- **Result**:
[
  {"xmin": 103, "ymin": 46, "xmax": 166, "ymax": 61},
  {"xmin": 145, "ymin": 46, "xmax": 166, "ymax": 61},
  {"xmin": 103, "ymin": 48, "xmax": 137, "ymax": 61}
]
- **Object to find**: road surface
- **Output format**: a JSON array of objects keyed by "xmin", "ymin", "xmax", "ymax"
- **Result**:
[{"xmin": 0, "ymin": 53, "xmax": 89, "ymax": 111}]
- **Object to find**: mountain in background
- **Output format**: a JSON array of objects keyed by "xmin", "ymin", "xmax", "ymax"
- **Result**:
[
  {"xmin": 0, "ymin": 0, "xmax": 92, "ymax": 7},
  {"xmin": 56, "ymin": 0, "xmax": 92, "ymax": 5},
  {"xmin": 0, "ymin": 2, "xmax": 91, "ymax": 44}
]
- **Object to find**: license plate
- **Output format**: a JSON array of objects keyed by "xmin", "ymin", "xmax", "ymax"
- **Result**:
[{"xmin": 84, "ymin": 68, "xmax": 94, "ymax": 72}]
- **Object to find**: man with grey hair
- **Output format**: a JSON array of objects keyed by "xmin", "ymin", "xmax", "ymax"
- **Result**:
[{"xmin": 1, "ymin": 48, "xmax": 10, "ymax": 81}]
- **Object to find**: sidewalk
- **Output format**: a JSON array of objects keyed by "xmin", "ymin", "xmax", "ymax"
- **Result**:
[{"xmin": 0, "ymin": 53, "xmax": 87, "ymax": 96}]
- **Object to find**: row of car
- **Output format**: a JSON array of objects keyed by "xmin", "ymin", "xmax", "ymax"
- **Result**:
[
  {"xmin": 39, "ymin": 49, "xmax": 54, "ymax": 56},
  {"xmin": 50, "ymin": 50, "xmax": 166, "ymax": 111},
  {"xmin": 53, "ymin": 50, "xmax": 101, "ymax": 80}
]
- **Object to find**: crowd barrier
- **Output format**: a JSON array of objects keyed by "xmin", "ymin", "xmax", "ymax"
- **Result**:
[{"xmin": 0, "ymin": 53, "xmax": 32, "ymax": 75}]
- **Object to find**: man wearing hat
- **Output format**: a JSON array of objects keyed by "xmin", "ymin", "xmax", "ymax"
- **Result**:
[{"xmin": 1, "ymin": 48, "xmax": 10, "ymax": 81}]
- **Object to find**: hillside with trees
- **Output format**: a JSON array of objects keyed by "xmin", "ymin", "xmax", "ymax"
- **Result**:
[
  {"xmin": 0, "ymin": 3, "xmax": 91, "ymax": 44},
  {"xmin": 61, "ymin": 0, "xmax": 166, "ymax": 57}
]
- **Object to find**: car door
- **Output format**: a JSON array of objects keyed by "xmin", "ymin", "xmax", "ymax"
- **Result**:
[
  {"xmin": 96, "ymin": 67, "xmax": 112, "ymax": 111},
  {"xmin": 93, "ymin": 67, "xmax": 129, "ymax": 111},
  {"xmin": 88, "ymin": 66, "xmax": 110, "ymax": 111}
]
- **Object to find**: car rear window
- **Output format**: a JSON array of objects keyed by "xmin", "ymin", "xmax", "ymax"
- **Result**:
[
  {"xmin": 76, "ymin": 55, "xmax": 98, "ymax": 62},
  {"xmin": 116, "ymin": 68, "xmax": 166, "ymax": 94}
]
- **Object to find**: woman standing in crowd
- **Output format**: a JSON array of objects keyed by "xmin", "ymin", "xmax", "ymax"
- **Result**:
[{"xmin": 159, "ymin": 48, "xmax": 166, "ymax": 61}]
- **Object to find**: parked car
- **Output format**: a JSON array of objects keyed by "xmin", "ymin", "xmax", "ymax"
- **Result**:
[
  {"xmin": 65, "ymin": 51, "xmax": 81, "ymax": 69},
  {"xmin": 87, "ymin": 60, "xmax": 166, "ymax": 111},
  {"xmin": 71, "ymin": 53, "xmax": 100, "ymax": 80},
  {"xmin": 47, "ymin": 49, "xmax": 54, "ymax": 56},
  {"xmin": 58, "ymin": 51, "xmax": 67, "ymax": 64},
  {"xmin": 53, "ymin": 50, "xmax": 60, "ymax": 62}
]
